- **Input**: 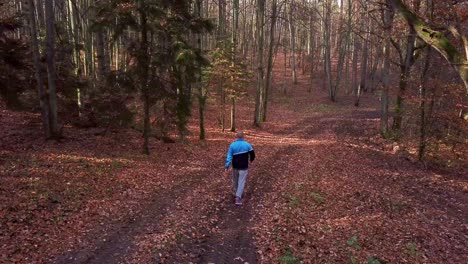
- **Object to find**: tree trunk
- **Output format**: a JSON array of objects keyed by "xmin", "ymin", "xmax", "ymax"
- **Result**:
[
  {"xmin": 36, "ymin": 0, "xmax": 45, "ymax": 28},
  {"xmin": 230, "ymin": 97, "xmax": 236, "ymax": 132},
  {"xmin": 418, "ymin": 47, "xmax": 432, "ymax": 160},
  {"xmin": 218, "ymin": 0, "xmax": 226, "ymax": 41},
  {"xmin": 138, "ymin": 1, "xmax": 151, "ymax": 155},
  {"xmin": 380, "ymin": 1, "xmax": 394, "ymax": 137},
  {"xmin": 263, "ymin": 0, "xmax": 277, "ymax": 122},
  {"xmin": 232, "ymin": 0, "xmax": 239, "ymax": 51},
  {"xmin": 351, "ymin": 35, "xmax": 359, "ymax": 94},
  {"xmin": 66, "ymin": 0, "xmax": 82, "ymax": 115},
  {"xmin": 195, "ymin": 0, "xmax": 206, "ymax": 140},
  {"xmin": 230, "ymin": 0, "xmax": 239, "ymax": 130},
  {"xmin": 96, "ymin": 31, "xmax": 109, "ymax": 80},
  {"xmin": 360, "ymin": 1, "xmax": 370, "ymax": 92},
  {"xmin": 28, "ymin": 0, "xmax": 50, "ymax": 138},
  {"xmin": 45, "ymin": 0, "xmax": 59, "ymax": 138},
  {"xmin": 221, "ymin": 79, "xmax": 226, "ymax": 132},
  {"xmin": 199, "ymin": 95, "xmax": 206, "ymax": 140},
  {"xmin": 253, "ymin": 0, "xmax": 265, "ymax": 126},
  {"xmin": 283, "ymin": 42, "xmax": 287, "ymax": 94},
  {"xmin": 308, "ymin": 9, "xmax": 315, "ymax": 92},
  {"xmin": 323, "ymin": 0, "xmax": 332, "ymax": 100},
  {"xmin": 419, "ymin": 0, "xmax": 434, "ymax": 160},
  {"xmin": 393, "ymin": 27, "xmax": 416, "ymax": 132},
  {"xmin": 218, "ymin": 0, "xmax": 227, "ymax": 131},
  {"xmin": 288, "ymin": 0, "xmax": 297, "ymax": 85},
  {"xmin": 331, "ymin": 0, "xmax": 352, "ymax": 101}
]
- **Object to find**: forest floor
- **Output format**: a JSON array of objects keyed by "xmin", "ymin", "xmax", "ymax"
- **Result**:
[{"xmin": 1, "ymin": 59, "xmax": 467, "ymax": 264}]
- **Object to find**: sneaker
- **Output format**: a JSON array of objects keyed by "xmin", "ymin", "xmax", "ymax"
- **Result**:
[{"xmin": 235, "ymin": 196, "xmax": 243, "ymax": 206}]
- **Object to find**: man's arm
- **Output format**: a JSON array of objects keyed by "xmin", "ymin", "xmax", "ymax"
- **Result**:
[
  {"xmin": 249, "ymin": 149, "xmax": 255, "ymax": 162},
  {"xmin": 225, "ymin": 144, "xmax": 233, "ymax": 169}
]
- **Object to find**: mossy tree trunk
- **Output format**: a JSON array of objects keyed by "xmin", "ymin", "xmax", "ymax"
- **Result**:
[{"xmin": 389, "ymin": 0, "xmax": 468, "ymax": 93}]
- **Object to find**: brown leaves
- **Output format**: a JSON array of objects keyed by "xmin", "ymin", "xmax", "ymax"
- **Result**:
[{"xmin": 1, "ymin": 61, "xmax": 466, "ymax": 263}]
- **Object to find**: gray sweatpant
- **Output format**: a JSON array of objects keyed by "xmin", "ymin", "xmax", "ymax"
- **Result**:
[{"xmin": 232, "ymin": 169, "xmax": 248, "ymax": 198}]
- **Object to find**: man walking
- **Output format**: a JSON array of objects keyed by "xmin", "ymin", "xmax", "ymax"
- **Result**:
[{"xmin": 225, "ymin": 131, "xmax": 255, "ymax": 206}]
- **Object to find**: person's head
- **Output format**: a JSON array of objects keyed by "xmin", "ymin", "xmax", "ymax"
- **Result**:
[{"xmin": 236, "ymin": 131, "xmax": 244, "ymax": 139}]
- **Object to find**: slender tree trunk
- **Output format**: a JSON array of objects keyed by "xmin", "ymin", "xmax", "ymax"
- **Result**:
[
  {"xmin": 45, "ymin": 0, "xmax": 59, "ymax": 138},
  {"xmin": 381, "ymin": 1, "xmax": 394, "ymax": 137},
  {"xmin": 28, "ymin": 0, "xmax": 50, "ymax": 138},
  {"xmin": 221, "ymin": 80, "xmax": 226, "ymax": 132},
  {"xmin": 351, "ymin": 35, "xmax": 359, "ymax": 94},
  {"xmin": 288, "ymin": 1, "xmax": 297, "ymax": 84},
  {"xmin": 331, "ymin": 0, "xmax": 352, "ymax": 101},
  {"xmin": 263, "ymin": 0, "xmax": 277, "ymax": 122},
  {"xmin": 254, "ymin": 0, "xmax": 265, "ymax": 126},
  {"xmin": 67, "ymin": 0, "xmax": 82, "ymax": 115},
  {"xmin": 230, "ymin": 98, "xmax": 236, "ymax": 132},
  {"xmin": 199, "ymin": 94, "xmax": 206, "ymax": 139},
  {"xmin": 195, "ymin": 0, "xmax": 206, "ymax": 140},
  {"xmin": 419, "ymin": 0, "xmax": 434, "ymax": 160},
  {"xmin": 360, "ymin": 1, "xmax": 370, "ymax": 92},
  {"xmin": 96, "ymin": 31, "xmax": 109, "ymax": 80},
  {"xmin": 323, "ymin": 0, "xmax": 332, "ymax": 100},
  {"xmin": 218, "ymin": 0, "xmax": 227, "ymax": 131},
  {"xmin": 232, "ymin": 0, "xmax": 239, "ymax": 52},
  {"xmin": 393, "ymin": 27, "xmax": 417, "ymax": 132},
  {"xmin": 343, "ymin": 0, "xmax": 352, "ymax": 93},
  {"xmin": 283, "ymin": 42, "xmax": 287, "ymax": 94},
  {"xmin": 36, "ymin": 0, "xmax": 45, "ymax": 28},
  {"xmin": 84, "ymin": 13, "xmax": 95, "ymax": 80},
  {"xmin": 218, "ymin": 0, "xmax": 226, "ymax": 41},
  {"xmin": 369, "ymin": 50, "xmax": 381, "ymax": 92},
  {"xmin": 138, "ymin": 1, "xmax": 151, "ymax": 154},
  {"xmin": 419, "ymin": 47, "xmax": 432, "ymax": 160},
  {"xmin": 230, "ymin": 0, "xmax": 239, "ymax": 131},
  {"xmin": 308, "ymin": 10, "xmax": 315, "ymax": 92}
]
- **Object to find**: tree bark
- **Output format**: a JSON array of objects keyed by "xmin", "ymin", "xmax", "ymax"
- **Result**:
[
  {"xmin": 380, "ymin": 1, "xmax": 394, "ymax": 137},
  {"xmin": 308, "ymin": 8, "xmax": 315, "ymax": 92},
  {"xmin": 138, "ymin": 0, "xmax": 150, "ymax": 154},
  {"xmin": 230, "ymin": 97, "xmax": 236, "ymax": 132},
  {"xmin": 418, "ymin": 0, "xmax": 434, "ymax": 160},
  {"xmin": 253, "ymin": 0, "xmax": 265, "ymax": 126},
  {"xmin": 195, "ymin": 0, "xmax": 206, "ymax": 140},
  {"xmin": 28, "ymin": 0, "xmax": 50, "ymax": 138},
  {"xmin": 36, "ymin": 0, "xmax": 45, "ymax": 28},
  {"xmin": 288, "ymin": 0, "xmax": 297, "ymax": 85},
  {"xmin": 230, "ymin": 0, "xmax": 239, "ymax": 131},
  {"xmin": 360, "ymin": 1, "xmax": 370, "ymax": 92},
  {"xmin": 351, "ymin": 35, "xmax": 359, "ymax": 95},
  {"xmin": 96, "ymin": 25, "xmax": 110, "ymax": 81},
  {"xmin": 263, "ymin": 0, "xmax": 277, "ymax": 122},
  {"xmin": 418, "ymin": 47, "xmax": 432, "ymax": 160},
  {"xmin": 323, "ymin": 0, "xmax": 332, "ymax": 100},
  {"xmin": 393, "ymin": 27, "xmax": 417, "ymax": 132},
  {"xmin": 45, "ymin": 0, "xmax": 59, "ymax": 138},
  {"xmin": 331, "ymin": 0, "xmax": 352, "ymax": 101},
  {"xmin": 218, "ymin": 0, "xmax": 227, "ymax": 131}
]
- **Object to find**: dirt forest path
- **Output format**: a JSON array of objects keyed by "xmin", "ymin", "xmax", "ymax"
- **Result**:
[
  {"xmin": 53, "ymin": 109, "xmax": 330, "ymax": 263},
  {"xmin": 54, "ymin": 109, "xmax": 338, "ymax": 263},
  {"xmin": 50, "ymin": 68, "xmax": 348, "ymax": 263}
]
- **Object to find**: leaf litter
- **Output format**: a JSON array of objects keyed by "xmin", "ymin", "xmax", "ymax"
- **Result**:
[{"xmin": 0, "ymin": 61, "xmax": 467, "ymax": 263}]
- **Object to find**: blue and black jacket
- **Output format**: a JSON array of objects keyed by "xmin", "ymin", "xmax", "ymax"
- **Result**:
[{"xmin": 225, "ymin": 139, "xmax": 255, "ymax": 170}]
